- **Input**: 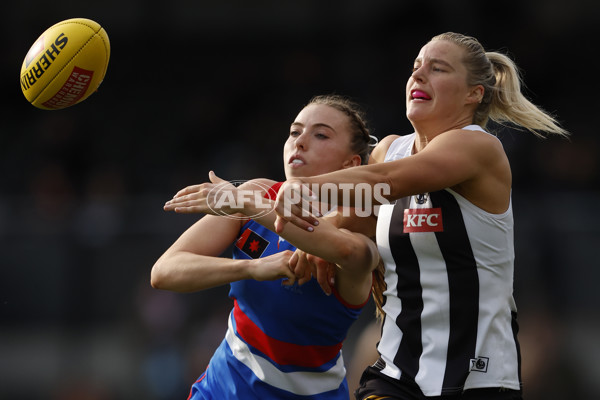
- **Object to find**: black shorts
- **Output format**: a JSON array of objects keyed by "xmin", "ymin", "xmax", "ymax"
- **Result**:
[{"xmin": 354, "ymin": 366, "xmax": 523, "ymax": 400}]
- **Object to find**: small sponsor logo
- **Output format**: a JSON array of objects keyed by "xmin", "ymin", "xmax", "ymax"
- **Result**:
[
  {"xmin": 235, "ymin": 229, "xmax": 269, "ymax": 259},
  {"xmin": 415, "ymin": 193, "xmax": 429, "ymax": 204},
  {"xmin": 403, "ymin": 208, "xmax": 443, "ymax": 233},
  {"xmin": 42, "ymin": 66, "xmax": 94, "ymax": 109},
  {"xmin": 469, "ymin": 356, "xmax": 489, "ymax": 373}
]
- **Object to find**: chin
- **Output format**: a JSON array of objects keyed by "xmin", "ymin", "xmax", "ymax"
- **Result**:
[{"xmin": 286, "ymin": 169, "xmax": 302, "ymax": 178}]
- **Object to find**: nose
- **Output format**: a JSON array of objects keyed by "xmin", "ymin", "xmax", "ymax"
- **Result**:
[
  {"xmin": 411, "ymin": 66, "xmax": 426, "ymax": 83},
  {"xmin": 294, "ymin": 132, "xmax": 308, "ymax": 149}
]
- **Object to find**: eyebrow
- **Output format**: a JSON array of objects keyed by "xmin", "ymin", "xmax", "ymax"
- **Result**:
[
  {"xmin": 291, "ymin": 122, "xmax": 337, "ymax": 132},
  {"xmin": 414, "ymin": 57, "xmax": 454, "ymax": 69}
]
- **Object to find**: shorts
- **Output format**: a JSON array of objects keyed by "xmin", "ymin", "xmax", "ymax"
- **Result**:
[{"xmin": 354, "ymin": 366, "xmax": 523, "ymax": 400}]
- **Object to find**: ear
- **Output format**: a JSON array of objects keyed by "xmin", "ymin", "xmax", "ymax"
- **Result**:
[
  {"xmin": 466, "ymin": 84, "xmax": 484, "ymax": 105},
  {"xmin": 342, "ymin": 154, "xmax": 362, "ymax": 169}
]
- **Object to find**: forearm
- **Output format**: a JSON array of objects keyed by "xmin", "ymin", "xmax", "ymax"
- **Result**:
[
  {"xmin": 298, "ymin": 163, "xmax": 397, "ymax": 205},
  {"xmin": 151, "ymin": 251, "xmax": 253, "ymax": 292},
  {"xmin": 243, "ymin": 200, "xmax": 366, "ymax": 270}
]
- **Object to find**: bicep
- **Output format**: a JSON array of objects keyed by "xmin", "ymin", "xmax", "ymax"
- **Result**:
[
  {"xmin": 384, "ymin": 131, "xmax": 492, "ymax": 198},
  {"xmin": 169, "ymin": 179, "xmax": 275, "ymax": 256},
  {"xmin": 167, "ymin": 215, "xmax": 243, "ymax": 257}
]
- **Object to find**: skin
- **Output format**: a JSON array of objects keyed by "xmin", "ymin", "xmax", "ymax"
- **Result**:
[
  {"xmin": 153, "ymin": 103, "xmax": 378, "ymax": 305},
  {"xmin": 273, "ymin": 39, "xmax": 512, "ymax": 232},
  {"xmin": 284, "ymin": 103, "xmax": 362, "ymax": 179}
]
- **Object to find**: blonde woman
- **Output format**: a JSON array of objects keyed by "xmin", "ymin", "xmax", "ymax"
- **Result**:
[{"xmin": 273, "ymin": 33, "xmax": 568, "ymax": 399}]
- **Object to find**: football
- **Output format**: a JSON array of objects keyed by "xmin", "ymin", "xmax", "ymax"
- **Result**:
[{"xmin": 20, "ymin": 18, "xmax": 110, "ymax": 110}]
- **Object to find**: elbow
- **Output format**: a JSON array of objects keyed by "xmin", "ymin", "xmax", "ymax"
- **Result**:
[
  {"xmin": 335, "ymin": 244, "xmax": 354, "ymax": 267},
  {"xmin": 382, "ymin": 174, "xmax": 400, "ymax": 202},
  {"xmin": 334, "ymin": 232, "xmax": 362, "ymax": 268},
  {"xmin": 150, "ymin": 261, "xmax": 168, "ymax": 290},
  {"xmin": 335, "ymin": 230, "xmax": 377, "ymax": 273}
]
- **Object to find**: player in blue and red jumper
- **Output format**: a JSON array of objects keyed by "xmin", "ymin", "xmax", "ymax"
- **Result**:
[{"xmin": 153, "ymin": 95, "xmax": 382, "ymax": 399}]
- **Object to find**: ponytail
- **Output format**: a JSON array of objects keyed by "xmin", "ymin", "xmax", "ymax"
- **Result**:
[
  {"xmin": 432, "ymin": 32, "xmax": 569, "ymax": 138},
  {"xmin": 486, "ymin": 52, "xmax": 569, "ymax": 138}
]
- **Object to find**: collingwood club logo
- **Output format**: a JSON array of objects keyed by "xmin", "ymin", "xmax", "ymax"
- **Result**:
[
  {"xmin": 469, "ymin": 356, "xmax": 489, "ymax": 373},
  {"xmin": 415, "ymin": 193, "xmax": 429, "ymax": 204}
]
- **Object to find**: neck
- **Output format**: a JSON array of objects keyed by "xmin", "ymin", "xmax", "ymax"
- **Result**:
[{"xmin": 411, "ymin": 116, "xmax": 475, "ymax": 152}]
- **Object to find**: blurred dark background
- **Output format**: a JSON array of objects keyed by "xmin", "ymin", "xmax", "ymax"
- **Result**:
[{"xmin": 1, "ymin": 1, "xmax": 599, "ymax": 399}]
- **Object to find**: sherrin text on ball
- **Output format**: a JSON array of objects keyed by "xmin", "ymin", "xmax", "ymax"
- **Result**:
[{"xmin": 20, "ymin": 18, "xmax": 110, "ymax": 110}]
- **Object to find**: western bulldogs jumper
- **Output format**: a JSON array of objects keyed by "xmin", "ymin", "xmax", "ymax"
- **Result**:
[
  {"xmin": 188, "ymin": 182, "xmax": 365, "ymax": 400},
  {"xmin": 374, "ymin": 126, "xmax": 522, "ymax": 396}
]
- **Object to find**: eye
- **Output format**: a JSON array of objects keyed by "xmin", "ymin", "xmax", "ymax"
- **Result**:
[
  {"xmin": 315, "ymin": 132, "xmax": 329, "ymax": 139},
  {"xmin": 290, "ymin": 130, "xmax": 300, "ymax": 137}
]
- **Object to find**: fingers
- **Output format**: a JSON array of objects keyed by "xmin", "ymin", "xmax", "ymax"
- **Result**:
[
  {"xmin": 280, "ymin": 250, "xmax": 297, "ymax": 286},
  {"xmin": 294, "ymin": 251, "xmax": 311, "ymax": 285},
  {"xmin": 164, "ymin": 172, "xmax": 234, "ymax": 214},
  {"xmin": 274, "ymin": 215, "xmax": 288, "ymax": 234},
  {"xmin": 274, "ymin": 213, "xmax": 318, "ymax": 233},
  {"xmin": 274, "ymin": 181, "xmax": 321, "ymax": 232},
  {"xmin": 289, "ymin": 250, "xmax": 299, "ymax": 269},
  {"xmin": 164, "ymin": 188, "xmax": 204, "ymax": 212},
  {"xmin": 307, "ymin": 254, "xmax": 334, "ymax": 296},
  {"xmin": 327, "ymin": 264, "xmax": 336, "ymax": 288},
  {"xmin": 208, "ymin": 170, "xmax": 226, "ymax": 184}
]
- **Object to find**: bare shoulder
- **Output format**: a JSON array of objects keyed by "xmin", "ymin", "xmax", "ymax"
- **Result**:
[
  {"xmin": 444, "ymin": 128, "xmax": 501, "ymax": 143},
  {"xmin": 431, "ymin": 128, "xmax": 505, "ymax": 155},
  {"xmin": 369, "ymin": 134, "xmax": 401, "ymax": 164},
  {"xmin": 237, "ymin": 178, "xmax": 279, "ymax": 193}
]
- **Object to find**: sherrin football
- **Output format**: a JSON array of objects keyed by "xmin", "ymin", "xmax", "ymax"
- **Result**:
[{"xmin": 20, "ymin": 18, "xmax": 110, "ymax": 110}]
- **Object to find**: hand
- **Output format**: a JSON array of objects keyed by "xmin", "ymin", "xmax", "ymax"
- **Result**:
[
  {"xmin": 288, "ymin": 249, "xmax": 313, "ymax": 285},
  {"xmin": 248, "ymin": 250, "xmax": 296, "ymax": 284},
  {"xmin": 289, "ymin": 249, "xmax": 336, "ymax": 295},
  {"xmin": 273, "ymin": 179, "xmax": 321, "ymax": 233},
  {"xmin": 164, "ymin": 171, "xmax": 241, "ymax": 215}
]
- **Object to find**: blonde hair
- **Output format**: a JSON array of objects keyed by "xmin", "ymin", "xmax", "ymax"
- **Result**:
[
  {"xmin": 431, "ymin": 32, "xmax": 569, "ymax": 138},
  {"xmin": 371, "ymin": 259, "xmax": 386, "ymax": 321}
]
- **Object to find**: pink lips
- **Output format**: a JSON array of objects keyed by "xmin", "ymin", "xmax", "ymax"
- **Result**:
[
  {"xmin": 289, "ymin": 154, "xmax": 306, "ymax": 167},
  {"xmin": 411, "ymin": 90, "xmax": 431, "ymax": 100}
]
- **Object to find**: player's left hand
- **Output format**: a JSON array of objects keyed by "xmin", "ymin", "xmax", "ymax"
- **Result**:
[
  {"xmin": 289, "ymin": 248, "xmax": 335, "ymax": 295},
  {"xmin": 164, "ymin": 171, "xmax": 240, "ymax": 215}
]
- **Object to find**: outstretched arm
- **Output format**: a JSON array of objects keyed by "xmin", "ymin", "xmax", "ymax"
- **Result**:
[
  {"xmin": 152, "ymin": 187, "xmax": 296, "ymax": 293},
  {"xmin": 165, "ymin": 172, "xmax": 380, "ymax": 304},
  {"xmin": 273, "ymin": 129, "xmax": 510, "ymax": 231},
  {"xmin": 164, "ymin": 172, "xmax": 377, "ymax": 273}
]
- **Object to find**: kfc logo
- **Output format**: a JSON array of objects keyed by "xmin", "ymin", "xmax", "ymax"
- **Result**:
[{"xmin": 403, "ymin": 208, "xmax": 443, "ymax": 233}]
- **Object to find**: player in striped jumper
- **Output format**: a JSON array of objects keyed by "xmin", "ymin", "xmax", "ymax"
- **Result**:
[
  {"xmin": 153, "ymin": 95, "xmax": 383, "ymax": 399},
  {"xmin": 272, "ymin": 33, "xmax": 569, "ymax": 399}
]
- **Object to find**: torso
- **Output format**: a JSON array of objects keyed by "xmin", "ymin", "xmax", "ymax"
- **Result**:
[
  {"xmin": 373, "ymin": 129, "xmax": 522, "ymax": 396},
  {"xmin": 191, "ymin": 184, "xmax": 365, "ymax": 400}
]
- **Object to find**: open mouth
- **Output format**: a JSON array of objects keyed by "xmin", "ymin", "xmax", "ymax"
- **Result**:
[
  {"xmin": 288, "ymin": 155, "xmax": 305, "ymax": 167},
  {"xmin": 411, "ymin": 89, "xmax": 431, "ymax": 101}
]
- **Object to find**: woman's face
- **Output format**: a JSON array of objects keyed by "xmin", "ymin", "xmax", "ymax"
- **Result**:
[
  {"xmin": 283, "ymin": 104, "xmax": 360, "ymax": 179},
  {"xmin": 406, "ymin": 39, "xmax": 476, "ymax": 127}
]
